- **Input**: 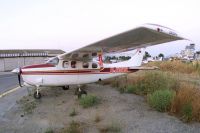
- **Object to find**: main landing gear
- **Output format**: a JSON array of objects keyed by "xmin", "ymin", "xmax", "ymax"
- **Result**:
[
  {"xmin": 33, "ymin": 85, "xmax": 70, "ymax": 99},
  {"xmin": 33, "ymin": 85, "xmax": 86, "ymax": 99},
  {"xmin": 75, "ymin": 85, "xmax": 87, "ymax": 98},
  {"xmin": 62, "ymin": 85, "xmax": 69, "ymax": 90}
]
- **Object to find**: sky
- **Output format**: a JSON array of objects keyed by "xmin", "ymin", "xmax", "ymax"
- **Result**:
[{"xmin": 0, "ymin": 0, "xmax": 199, "ymax": 56}]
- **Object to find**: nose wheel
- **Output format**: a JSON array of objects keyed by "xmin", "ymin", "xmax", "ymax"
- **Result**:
[
  {"xmin": 34, "ymin": 86, "xmax": 41, "ymax": 99},
  {"xmin": 75, "ymin": 86, "xmax": 87, "ymax": 98},
  {"xmin": 34, "ymin": 91, "xmax": 41, "ymax": 99}
]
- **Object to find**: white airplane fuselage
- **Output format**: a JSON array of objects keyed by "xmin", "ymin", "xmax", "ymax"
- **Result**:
[{"xmin": 20, "ymin": 48, "xmax": 145, "ymax": 87}]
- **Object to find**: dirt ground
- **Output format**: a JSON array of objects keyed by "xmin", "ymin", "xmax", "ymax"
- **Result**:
[{"xmin": 1, "ymin": 80, "xmax": 200, "ymax": 133}]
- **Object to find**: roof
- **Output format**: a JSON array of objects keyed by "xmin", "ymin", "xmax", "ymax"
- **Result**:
[{"xmin": 0, "ymin": 49, "xmax": 65, "ymax": 54}]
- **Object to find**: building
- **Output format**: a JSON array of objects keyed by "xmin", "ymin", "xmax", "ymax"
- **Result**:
[
  {"xmin": 195, "ymin": 51, "xmax": 200, "ymax": 60},
  {"xmin": 180, "ymin": 44, "xmax": 195, "ymax": 59},
  {"xmin": 0, "ymin": 49, "xmax": 65, "ymax": 71}
]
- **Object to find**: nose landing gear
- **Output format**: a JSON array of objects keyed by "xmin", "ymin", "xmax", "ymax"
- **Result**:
[{"xmin": 34, "ymin": 86, "xmax": 41, "ymax": 99}]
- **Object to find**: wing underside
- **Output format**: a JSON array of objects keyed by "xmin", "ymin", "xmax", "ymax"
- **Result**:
[{"xmin": 59, "ymin": 24, "xmax": 186, "ymax": 60}]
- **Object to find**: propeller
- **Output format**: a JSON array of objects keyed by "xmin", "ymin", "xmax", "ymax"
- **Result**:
[
  {"xmin": 11, "ymin": 67, "xmax": 22, "ymax": 87},
  {"xmin": 17, "ymin": 68, "xmax": 22, "ymax": 87}
]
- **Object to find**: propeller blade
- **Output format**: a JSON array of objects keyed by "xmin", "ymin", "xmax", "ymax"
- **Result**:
[
  {"xmin": 18, "ymin": 68, "xmax": 22, "ymax": 87},
  {"xmin": 18, "ymin": 73, "xmax": 22, "ymax": 87}
]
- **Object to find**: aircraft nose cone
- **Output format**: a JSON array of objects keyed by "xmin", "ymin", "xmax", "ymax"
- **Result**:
[{"xmin": 11, "ymin": 68, "xmax": 20, "ymax": 74}]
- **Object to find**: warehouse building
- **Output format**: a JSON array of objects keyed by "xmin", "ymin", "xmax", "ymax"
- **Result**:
[{"xmin": 0, "ymin": 49, "xmax": 65, "ymax": 71}]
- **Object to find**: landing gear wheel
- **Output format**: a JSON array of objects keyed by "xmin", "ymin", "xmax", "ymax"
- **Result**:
[
  {"xmin": 78, "ymin": 89, "xmax": 87, "ymax": 99},
  {"xmin": 75, "ymin": 87, "xmax": 87, "ymax": 98},
  {"xmin": 62, "ymin": 85, "xmax": 69, "ymax": 90},
  {"xmin": 34, "ymin": 92, "xmax": 41, "ymax": 99}
]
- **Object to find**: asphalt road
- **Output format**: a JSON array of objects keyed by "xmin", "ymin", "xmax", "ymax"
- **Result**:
[{"xmin": 0, "ymin": 73, "xmax": 19, "ymax": 94}]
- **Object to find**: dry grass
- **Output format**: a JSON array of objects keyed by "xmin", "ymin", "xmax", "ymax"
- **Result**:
[
  {"xmin": 101, "ymin": 68, "xmax": 200, "ymax": 123},
  {"xmin": 17, "ymin": 96, "xmax": 36, "ymax": 115},
  {"xmin": 79, "ymin": 95, "xmax": 100, "ymax": 108},
  {"xmin": 94, "ymin": 114, "xmax": 101, "ymax": 123},
  {"xmin": 147, "ymin": 60, "xmax": 200, "ymax": 75},
  {"xmin": 171, "ymin": 83, "xmax": 200, "ymax": 122},
  {"xmin": 105, "ymin": 71, "xmax": 179, "ymax": 95},
  {"xmin": 59, "ymin": 121, "xmax": 83, "ymax": 133},
  {"xmin": 98, "ymin": 121, "xmax": 121, "ymax": 133}
]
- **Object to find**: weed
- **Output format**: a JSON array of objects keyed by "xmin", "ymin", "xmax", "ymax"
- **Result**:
[
  {"xmin": 99, "ymin": 121, "xmax": 121, "ymax": 133},
  {"xmin": 171, "ymin": 83, "xmax": 200, "ymax": 122},
  {"xmin": 69, "ymin": 108, "xmax": 77, "ymax": 117},
  {"xmin": 18, "ymin": 97, "xmax": 36, "ymax": 114},
  {"xmin": 117, "ymin": 86, "xmax": 126, "ymax": 93},
  {"xmin": 181, "ymin": 103, "xmax": 193, "ymax": 122},
  {"xmin": 111, "ymin": 78, "xmax": 120, "ymax": 88},
  {"xmin": 122, "ymin": 71, "xmax": 178, "ymax": 95},
  {"xmin": 148, "ymin": 90, "xmax": 175, "ymax": 112},
  {"xmin": 79, "ymin": 95, "xmax": 100, "ymax": 108},
  {"xmin": 44, "ymin": 128, "xmax": 54, "ymax": 133},
  {"xmin": 147, "ymin": 60, "xmax": 200, "ymax": 75},
  {"xmin": 94, "ymin": 114, "xmax": 101, "ymax": 123},
  {"xmin": 125, "ymin": 85, "xmax": 137, "ymax": 94},
  {"xmin": 61, "ymin": 121, "xmax": 82, "ymax": 133}
]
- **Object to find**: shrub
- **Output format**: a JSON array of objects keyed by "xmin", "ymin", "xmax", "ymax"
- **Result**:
[
  {"xmin": 111, "ymin": 78, "xmax": 121, "ymax": 88},
  {"xmin": 126, "ymin": 71, "xmax": 178, "ymax": 95},
  {"xmin": 117, "ymin": 87, "xmax": 126, "ymax": 93},
  {"xmin": 181, "ymin": 103, "xmax": 193, "ymax": 122},
  {"xmin": 79, "ymin": 95, "xmax": 100, "ymax": 108},
  {"xmin": 69, "ymin": 108, "xmax": 77, "ymax": 117},
  {"xmin": 148, "ymin": 90, "xmax": 175, "ymax": 112},
  {"xmin": 147, "ymin": 60, "xmax": 200, "ymax": 75},
  {"xmin": 99, "ymin": 121, "xmax": 121, "ymax": 133},
  {"xmin": 63, "ymin": 121, "xmax": 81, "ymax": 133},
  {"xmin": 126, "ymin": 85, "xmax": 136, "ymax": 94},
  {"xmin": 44, "ymin": 128, "xmax": 54, "ymax": 133},
  {"xmin": 171, "ymin": 83, "xmax": 200, "ymax": 122}
]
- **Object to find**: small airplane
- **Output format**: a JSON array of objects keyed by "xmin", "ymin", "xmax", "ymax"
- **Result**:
[{"xmin": 12, "ymin": 23, "xmax": 187, "ymax": 99}]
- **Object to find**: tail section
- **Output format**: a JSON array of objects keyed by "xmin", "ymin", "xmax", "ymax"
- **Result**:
[{"xmin": 104, "ymin": 48, "xmax": 145, "ymax": 67}]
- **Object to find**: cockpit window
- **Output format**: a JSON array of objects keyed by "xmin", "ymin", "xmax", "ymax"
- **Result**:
[
  {"xmin": 71, "ymin": 61, "xmax": 76, "ymax": 68},
  {"xmin": 46, "ymin": 57, "xmax": 59, "ymax": 65}
]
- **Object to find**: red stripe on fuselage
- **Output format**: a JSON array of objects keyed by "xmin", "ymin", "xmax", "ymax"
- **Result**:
[{"xmin": 21, "ymin": 68, "xmax": 138, "ymax": 75}]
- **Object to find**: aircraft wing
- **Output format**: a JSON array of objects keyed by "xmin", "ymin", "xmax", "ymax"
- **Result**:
[{"xmin": 58, "ymin": 23, "xmax": 187, "ymax": 60}]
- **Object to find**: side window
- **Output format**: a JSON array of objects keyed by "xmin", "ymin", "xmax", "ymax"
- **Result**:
[
  {"xmin": 71, "ymin": 61, "xmax": 76, "ymax": 68},
  {"xmin": 83, "ymin": 62, "xmax": 89, "ymax": 68},
  {"xmin": 63, "ymin": 61, "xmax": 69, "ymax": 68},
  {"xmin": 92, "ymin": 63, "xmax": 98, "ymax": 68}
]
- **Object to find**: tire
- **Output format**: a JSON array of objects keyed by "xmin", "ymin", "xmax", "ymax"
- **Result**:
[
  {"xmin": 78, "ymin": 93, "xmax": 82, "ymax": 99},
  {"xmin": 77, "ymin": 90, "xmax": 87, "ymax": 99},
  {"xmin": 82, "ymin": 90, "xmax": 87, "ymax": 95},
  {"xmin": 62, "ymin": 85, "xmax": 69, "ymax": 90},
  {"xmin": 34, "ymin": 92, "xmax": 41, "ymax": 99}
]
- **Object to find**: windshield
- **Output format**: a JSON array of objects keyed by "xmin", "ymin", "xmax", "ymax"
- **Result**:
[{"xmin": 46, "ymin": 57, "xmax": 59, "ymax": 65}]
